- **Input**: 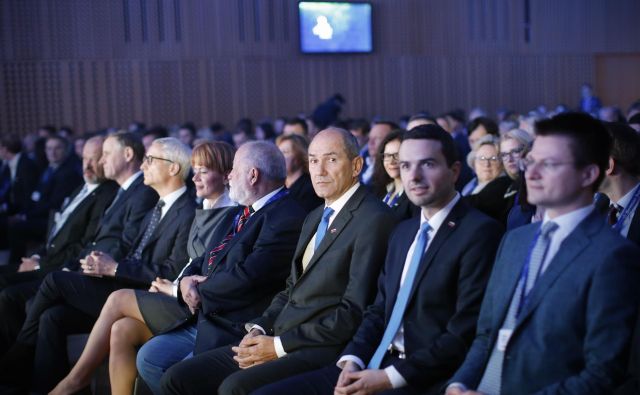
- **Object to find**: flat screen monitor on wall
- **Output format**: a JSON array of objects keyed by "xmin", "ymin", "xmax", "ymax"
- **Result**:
[{"xmin": 298, "ymin": 2, "xmax": 373, "ymax": 54}]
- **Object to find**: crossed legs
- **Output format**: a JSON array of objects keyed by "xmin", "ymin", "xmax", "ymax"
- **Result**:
[{"xmin": 50, "ymin": 289, "xmax": 152, "ymax": 395}]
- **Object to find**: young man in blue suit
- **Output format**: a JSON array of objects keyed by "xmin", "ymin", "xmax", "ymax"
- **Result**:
[
  {"xmin": 447, "ymin": 113, "xmax": 640, "ymax": 395},
  {"xmin": 252, "ymin": 125, "xmax": 504, "ymax": 395}
]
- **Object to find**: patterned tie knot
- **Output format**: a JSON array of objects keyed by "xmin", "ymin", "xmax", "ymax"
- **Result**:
[
  {"xmin": 540, "ymin": 221, "xmax": 558, "ymax": 238},
  {"xmin": 156, "ymin": 199, "xmax": 166, "ymax": 209}
]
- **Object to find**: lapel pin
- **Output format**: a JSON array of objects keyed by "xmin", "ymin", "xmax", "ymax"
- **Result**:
[
  {"xmin": 330, "ymin": 228, "xmax": 337, "ymax": 233},
  {"xmin": 447, "ymin": 221, "xmax": 456, "ymax": 228}
]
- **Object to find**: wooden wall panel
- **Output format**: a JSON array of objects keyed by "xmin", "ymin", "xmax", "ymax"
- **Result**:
[{"xmin": 1, "ymin": 0, "xmax": 638, "ymax": 135}]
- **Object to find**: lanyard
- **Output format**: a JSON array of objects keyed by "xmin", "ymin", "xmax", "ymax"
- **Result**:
[
  {"xmin": 515, "ymin": 227, "xmax": 545, "ymax": 319},
  {"xmin": 383, "ymin": 191, "xmax": 400, "ymax": 207},
  {"xmin": 612, "ymin": 184, "xmax": 640, "ymax": 232}
]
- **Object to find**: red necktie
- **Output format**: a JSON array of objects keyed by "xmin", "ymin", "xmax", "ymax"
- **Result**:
[{"xmin": 207, "ymin": 206, "xmax": 251, "ymax": 273}]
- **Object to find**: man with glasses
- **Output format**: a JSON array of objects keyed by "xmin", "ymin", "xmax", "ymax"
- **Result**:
[
  {"xmin": 0, "ymin": 137, "xmax": 197, "ymax": 393},
  {"xmin": 446, "ymin": 113, "xmax": 640, "ymax": 394}
]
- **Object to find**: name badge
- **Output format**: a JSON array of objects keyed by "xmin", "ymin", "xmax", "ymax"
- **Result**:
[
  {"xmin": 31, "ymin": 191, "xmax": 41, "ymax": 202},
  {"xmin": 497, "ymin": 329, "xmax": 513, "ymax": 352}
]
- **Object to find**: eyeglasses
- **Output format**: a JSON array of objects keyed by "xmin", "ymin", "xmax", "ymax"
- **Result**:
[
  {"xmin": 499, "ymin": 146, "xmax": 525, "ymax": 161},
  {"xmin": 143, "ymin": 155, "xmax": 174, "ymax": 165},
  {"xmin": 519, "ymin": 157, "xmax": 575, "ymax": 173},
  {"xmin": 383, "ymin": 153, "xmax": 399, "ymax": 162},
  {"xmin": 475, "ymin": 155, "xmax": 500, "ymax": 164}
]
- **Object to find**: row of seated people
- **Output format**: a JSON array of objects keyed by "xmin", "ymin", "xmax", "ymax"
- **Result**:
[{"xmin": 0, "ymin": 114, "xmax": 638, "ymax": 395}]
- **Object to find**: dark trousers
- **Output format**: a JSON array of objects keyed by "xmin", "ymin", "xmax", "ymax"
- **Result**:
[
  {"xmin": 15, "ymin": 271, "xmax": 145, "ymax": 392},
  {"xmin": 160, "ymin": 345, "xmax": 340, "ymax": 395},
  {"xmin": 0, "ymin": 278, "xmax": 41, "ymax": 355},
  {"xmin": 252, "ymin": 354, "xmax": 420, "ymax": 395}
]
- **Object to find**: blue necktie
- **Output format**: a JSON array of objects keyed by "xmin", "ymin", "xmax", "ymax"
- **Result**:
[
  {"xmin": 315, "ymin": 207, "xmax": 335, "ymax": 250},
  {"xmin": 131, "ymin": 200, "xmax": 165, "ymax": 260},
  {"xmin": 368, "ymin": 221, "xmax": 431, "ymax": 369}
]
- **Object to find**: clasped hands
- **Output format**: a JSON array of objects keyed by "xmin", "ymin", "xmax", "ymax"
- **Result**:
[
  {"xmin": 79, "ymin": 251, "xmax": 117, "ymax": 276},
  {"xmin": 333, "ymin": 360, "xmax": 392, "ymax": 395},
  {"xmin": 179, "ymin": 275, "xmax": 207, "ymax": 314},
  {"xmin": 231, "ymin": 328, "xmax": 277, "ymax": 369}
]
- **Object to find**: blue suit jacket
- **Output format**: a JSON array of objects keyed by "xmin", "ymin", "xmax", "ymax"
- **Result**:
[
  {"xmin": 451, "ymin": 209, "xmax": 640, "ymax": 394},
  {"xmin": 341, "ymin": 201, "xmax": 503, "ymax": 393}
]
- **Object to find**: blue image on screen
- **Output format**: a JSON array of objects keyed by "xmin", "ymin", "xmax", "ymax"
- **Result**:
[{"xmin": 299, "ymin": 2, "xmax": 372, "ymax": 53}]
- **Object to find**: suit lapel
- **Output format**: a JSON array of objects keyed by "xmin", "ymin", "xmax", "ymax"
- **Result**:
[
  {"xmin": 515, "ymin": 212, "xmax": 598, "ymax": 327},
  {"xmin": 407, "ymin": 201, "xmax": 465, "ymax": 302},
  {"xmin": 384, "ymin": 218, "xmax": 420, "ymax": 319},
  {"xmin": 292, "ymin": 208, "xmax": 323, "ymax": 279},
  {"xmin": 298, "ymin": 187, "xmax": 366, "ymax": 278},
  {"xmin": 626, "ymin": 204, "xmax": 640, "ymax": 245},
  {"xmin": 492, "ymin": 227, "xmax": 536, "ymax": 328}
]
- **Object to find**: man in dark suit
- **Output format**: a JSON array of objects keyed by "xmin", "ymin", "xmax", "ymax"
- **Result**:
[
  {"xmin": 0, "ymin": 136, "xmax": 118, "ymax": 353},
  {"xmin": 599, "ymin": 122, "xmax": 640, "ymax": 395},
  {"xmin": 446, "ymin": 113, "xmax": 640, "ymax": 394},
  {"xmin": 7, "ymin": 135, "xmax": 83, "ymax": 261},
  {"xmin": 0, "ymin": 132, "xmax": 155, "ymax": 357},
  {"xmin": 134, "ymin": 141, "xmax": 306, "ymax": 394},
  {"xmin": 159, "ymin": 128, "xmax": 397, "ymax": 395},
  {"xmin": 253, "ymin": 125, "xmax": 504, "ymax": 395},
  {"xmin": 0, "ymin": 134, "xmax": 39, "ymax": 218},
  {"xmin": 0, "ymin": 137, "xmax": 195, "ymax": 393}
]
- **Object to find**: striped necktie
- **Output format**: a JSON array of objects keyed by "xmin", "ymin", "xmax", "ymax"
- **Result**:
[{"xmin": 206, "ymin": 206, "xmax": 252, "ymax": 274}]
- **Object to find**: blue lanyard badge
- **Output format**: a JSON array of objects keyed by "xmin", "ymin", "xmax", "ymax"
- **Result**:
[{"xmin": 613, "ymin": 184, "xmax": 640, "ymax": 232}]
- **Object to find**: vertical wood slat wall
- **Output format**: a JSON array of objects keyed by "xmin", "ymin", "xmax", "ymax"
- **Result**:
[{"xmin": 1, "ymin": 0, "xmax": 639, "ymax": 135}]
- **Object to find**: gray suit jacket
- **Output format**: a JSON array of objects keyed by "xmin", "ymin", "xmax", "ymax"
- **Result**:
[{"xmin": 450, "ymin": 209, "xmax": 640, "ymax": 394}]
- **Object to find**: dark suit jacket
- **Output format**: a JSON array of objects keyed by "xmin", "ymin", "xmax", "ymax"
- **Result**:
[
  {"xmin": 26, "ymin": 156, "xmax": 83, "ymax": 220},
  {"xmin": 288, "ymin": 174, "xmax": 323, "ymax": 213},
  {"xmin": 251, "ymin": 186, "xmax": 397, "ymax": 363},
  {"xmin": 38, "ymin": 181, "xmax": 119, "ymax": 271},
  {"xmin": 451, "ymin": 210, "xmax": 640, "ymax": 394},
  {"xmin": 187, "ymin": 194, "xmax": 307, "ymax": 353},
  {"xmin": 69, "ymin": 174, "xmax": 159, "ymax": 267},
  {"xmin": 4, "ymin": 154, "xmax": 39, "ymax": 215},
  {"xmin": 341, "ymin": 201, "xmax": 503, "ymax": 393},
  {"xmin": 625, "ymin": 204, "xmax": 640, "ymax": 246},
  {"xmin": 464, "ymin": 175, "xmax": 512, "ymax": 225},
  {"xmin": 114, "ymin": 190, "xmax": 196, "ymax": 285},
  {"xmin": 388, "ymin": 192, "xmax": 419, "ymax": 222}
]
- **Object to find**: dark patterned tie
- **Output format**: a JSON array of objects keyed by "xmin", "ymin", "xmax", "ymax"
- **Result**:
[
  {"xmin": 131, "ymin": 200, "xmax": 165, "ymax": 260},
  {"xmin": 206, "ymin": 206, "xmax": 252, "ymax": 273},
  {"xmin": 608, "ymin": 204, "xmax": 621, "ymax": 226}
]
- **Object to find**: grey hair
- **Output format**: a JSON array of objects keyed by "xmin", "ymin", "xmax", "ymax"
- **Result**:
[
  {"xmin": 501, "ymin": 128, "xmax": 534, "ymax": 150},
  {"xmin": 314, "ymin": 127, "xmax": 360, "ymax": 159},
  {"xmin": 242, "ymin": 141, "xmax": 286, "ymax": 181},
  {"xmin": 151, "ymin": 137, "xmax": 192, "ymax": 180},
  {"xmin": 467, "ymin": 134, "xmax": 501, "ymax": 169}
]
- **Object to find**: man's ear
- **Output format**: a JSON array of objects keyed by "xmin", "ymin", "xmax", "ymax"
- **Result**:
[
  {"xmin": 605, "ymin": 156, "xmax": 616, "ymax": 176},
  {"xmin": 581, "ymin": 163, "xmax": 600, "ymax": 188},
  {"xmin": 250, "ymin": 168, "xmax": 259, "ymax": 185},
  {"xmin": 352, "ymin": 156, "xmax": 364, "ymax": 177},
  {"xmin": 123, "ymin": 146, "xmax": 135, "ymax": 162}
]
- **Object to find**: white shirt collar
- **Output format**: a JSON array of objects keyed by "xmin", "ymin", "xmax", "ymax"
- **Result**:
[
  {"xmin": 251, "ymin": 186, "xmax": 284, "ymax": 213},
  {"xmin": 159, "ymin": 186, "xmax": 187, "ymax": 219},
  {"xmin": 419, "ymin": 193, "xmax": 461, "ymax": 234},
  {"xmin": 325, "ymin": 182, "xmax": 361, "ymax": 224},
  {"xmin": 542, "ymin": 204, "xmax": 594, "ymax": 239},
  {"xmin": 120, "ymin": 171, "xmax": 142, "ymax": 191},
  {"xmin": 204, "ymin": 189, "xmax": 237, "ymax": 210},
  {"xmin": 616, "ymin": 182, "xmax": 640, "ymax": 209}
]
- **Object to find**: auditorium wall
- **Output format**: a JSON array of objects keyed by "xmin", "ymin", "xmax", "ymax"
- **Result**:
[{"xmin": 1, "ymin": 0, "xmax": 639, "ymax": 135}]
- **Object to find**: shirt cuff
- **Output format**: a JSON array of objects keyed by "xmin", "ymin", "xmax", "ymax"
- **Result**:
[
  {"xmin": 274, "ymin": 336, "xmax": 287, "ymax": 358},
  {"xmin": 337, "ymin": 355, "xmax": 365, "ymax": 370},
  {"xmin": 172, "ymin": 284, "xmax": 178, "ymax": 298},
  {"xmin": 446, "ymin": 382, "xmax": 468, "ymax": 392},
  {"xmin": 245, "ymin": 323, "xmax": 266, "ymax": 334},
  {"xmin": 384, "ymin": 365, "xmax": 407, "ymax": 389}
]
